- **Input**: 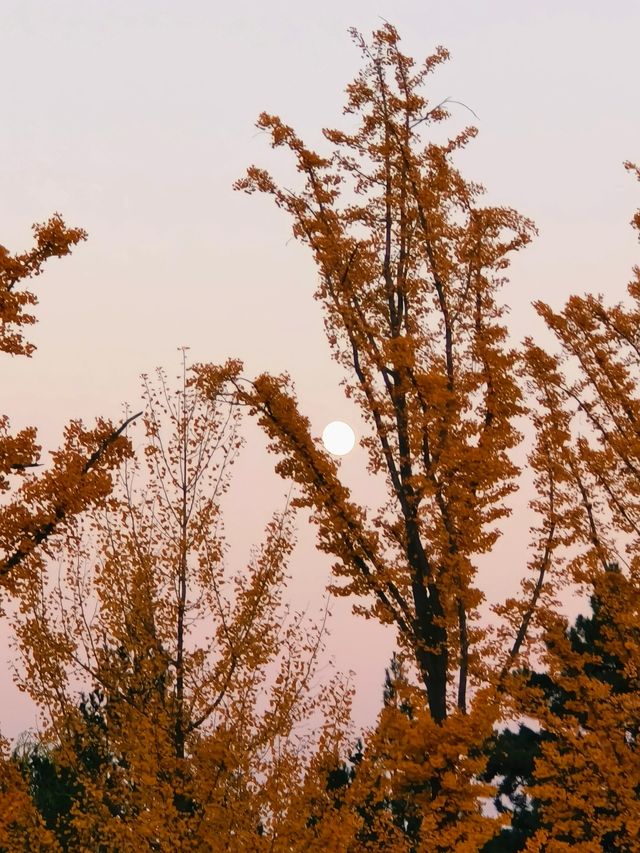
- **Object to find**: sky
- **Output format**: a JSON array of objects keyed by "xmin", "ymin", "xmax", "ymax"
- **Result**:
[{"xmin": 2, "ymin": 0, "xmax": 639, "ymax": 740}]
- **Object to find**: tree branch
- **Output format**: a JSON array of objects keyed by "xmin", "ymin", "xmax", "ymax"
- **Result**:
[{"xmin": 0, "ymin": 410, "xmax": 142, "ymax": 577}]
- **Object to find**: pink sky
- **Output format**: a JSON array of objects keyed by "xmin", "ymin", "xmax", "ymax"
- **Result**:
[{"xmin": 2, "ymin": 0, "xmax": 639, "ymax": 740}]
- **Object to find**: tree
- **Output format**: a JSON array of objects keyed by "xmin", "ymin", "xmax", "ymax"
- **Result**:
[
  {"xmin": 193, "ymin": 23, "xmax": 535, "ymax": 847},
  {"xmin": 214, "ymin": 21, "xmax": 539, "ymax": 716},
  {"xmin": 10, "ymin": 356, "xmax": 354, "ymax": 851},
  {"xmin": 513, "ymin": 568, "xmax": 639, "ymax": 850},
  {"xmin": 1, "ymin": 217, "xmax": 139, "ymax": 851},
  {"xmin": 482, "ymin": 564, "xmax": 639, "ymax": 851},
  {"xmin": 192, "ymin": 23, "xmax": 640, "ymax": 847},
  {"xmin": 515, "ymin": 161, "xmax": 640, "ymax": 850},
  {"xmin": 10, "ymin": 694, "xmax": 108, "ymax": 851}
]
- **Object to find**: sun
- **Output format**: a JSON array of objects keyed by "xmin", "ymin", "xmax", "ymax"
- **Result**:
[{"xmin": 322, "ymin": 420, "xmax": 356, "ymax": 456}]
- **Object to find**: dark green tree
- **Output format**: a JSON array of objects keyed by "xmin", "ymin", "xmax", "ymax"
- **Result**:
[{"xmin": 12, "ymin": 690, "xmax": 119, "ymax": 852}]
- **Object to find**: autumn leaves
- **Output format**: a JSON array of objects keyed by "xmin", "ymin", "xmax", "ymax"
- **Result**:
[{"xmin": 1, "ymin": 21, "xmax": 639, "ymax": 851}]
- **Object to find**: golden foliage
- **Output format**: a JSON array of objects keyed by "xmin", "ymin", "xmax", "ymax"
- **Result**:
[
  {"xmin": 2, "ymin": 27, "xmax": 639, "ymax": 851},
  {"xmin": 222, "ymin": 22, "xmax": 538, "ymax": 725},
  {"xmin": 0, "ymin": 214, "xmax": 86, "ymax": 357},
  {"xmin": 0, "ymin": 218, "xmax": 136, "ymax": 590},
  {"xmin": 199, "ymin": 23, "xmax": 640, "ymax": 846},
  {"xmin": 11, "ymin": 360, "xmax": 353, "ymax": 850}
]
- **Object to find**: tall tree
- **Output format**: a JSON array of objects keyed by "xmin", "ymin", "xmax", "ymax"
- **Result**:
[
  {"xmin": 194, "ymin": 23, "xmax": 535, "ymax": 846},
  {"xmin": 193, "ymin": 24, "xmax": 640, "ymax": 847},
  {"xmin": 11, "ymin": 357, "xmax": 353, "ymax": 851},
  {"xmin": 212, "ymin": 22, "xmax": 539, "ymax": 719}
]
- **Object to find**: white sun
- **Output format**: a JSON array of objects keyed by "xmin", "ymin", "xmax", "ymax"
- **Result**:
[{"xmin": 322, "ymin": 420, "xmax": 356, "ymax": 456}]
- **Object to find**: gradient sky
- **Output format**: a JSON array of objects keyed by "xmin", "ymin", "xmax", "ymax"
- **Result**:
[{"xmin": 2, "ymin": 0, "xmax": 639, "ymax": 740}]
